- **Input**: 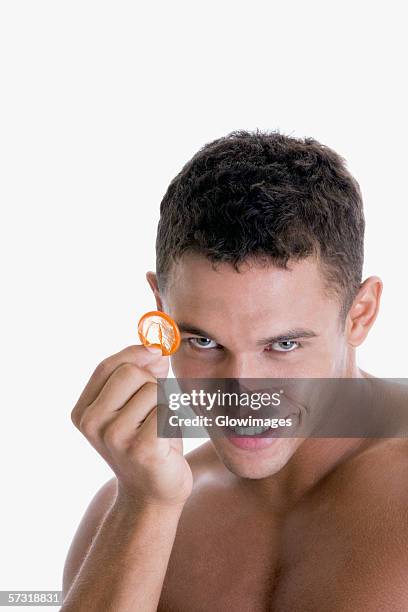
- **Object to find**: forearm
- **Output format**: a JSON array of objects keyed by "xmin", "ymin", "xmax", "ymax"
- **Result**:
[{"xmin": 61, "ymin": 497, "xmax": 183, "ymax": 612}]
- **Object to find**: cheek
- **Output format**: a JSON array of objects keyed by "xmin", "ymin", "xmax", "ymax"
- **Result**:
[
  {"xmin": 171, "ymin": 354, "xmax": 225, "ymax": 379},
  {"xmin": 170, "ymin": 352, "xmax": 208, "ymax": 377},
  {"xmin": 306, "ymin": 337, "xmax": 346, "ymax": 376}
]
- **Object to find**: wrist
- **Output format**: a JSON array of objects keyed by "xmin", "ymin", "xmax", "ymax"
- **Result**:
[{"xmin": 113, "ymin": 488, "xmax": 187, "ymax": 518}]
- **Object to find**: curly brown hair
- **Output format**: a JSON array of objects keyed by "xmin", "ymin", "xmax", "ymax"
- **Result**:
[{"xmin": 156, "ymin": 129, "xmax": 365, "ymax": 323}]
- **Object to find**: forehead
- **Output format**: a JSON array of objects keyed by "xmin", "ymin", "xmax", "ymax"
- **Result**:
[{"xmin": 164, "ymin": 253, "xmax": 339, "ymax": 341}]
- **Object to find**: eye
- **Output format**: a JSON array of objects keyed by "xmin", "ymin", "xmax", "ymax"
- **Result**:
[
  {"xmin": 187, "ymin": 337, "xmax": 219, "ymax": 350},
  {"xmin": 268, "ymin": 340, "xmax": 300, "ymax": 352}
]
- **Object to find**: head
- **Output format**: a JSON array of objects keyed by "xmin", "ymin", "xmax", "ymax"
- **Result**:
[{"xmin": 147, "ymin": 129, "xmax": 382, "ymax": 478}]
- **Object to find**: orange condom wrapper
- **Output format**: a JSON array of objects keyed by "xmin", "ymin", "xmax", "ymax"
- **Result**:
[{"xmin": 138, "ymin": 310, "xmax": 181, "ymax": 356}]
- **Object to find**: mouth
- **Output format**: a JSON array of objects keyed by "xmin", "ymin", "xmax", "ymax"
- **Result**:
[
  {"xmin": 221, "ymin": 413, "xmax": 297, "ymax": 451},
  {"xmin": 227, "ymin": 423, "xmax": 279, "ymax": 437}
]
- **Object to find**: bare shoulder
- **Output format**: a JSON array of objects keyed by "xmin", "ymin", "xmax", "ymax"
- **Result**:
[
  {"xmin": 341, "ymin": 437, "xmax": 408, "ymax": 506},
  {"xmin": 334, "ymin": 438, "xmax": 408, "ymax": 605},
  {"xmin": 62, "ymin": 443, "xmax": 221, "ymax": 597},
  {"xmin": 62, "ymin": 476, "xmax": 118, "ymax": 598}
]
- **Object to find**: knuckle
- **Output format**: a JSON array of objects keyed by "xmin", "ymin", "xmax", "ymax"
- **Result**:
[
  {"xmin": 124, "ymin": 345, "xmax": 140, "ymax": 358},
  {"xmin": 102, "ymin": 423, "xmax": 123, "ymax": 447},
  {"xmin": 70, "ymin": 407, "xmax": 80, "ymax": 428},
  {"xmin": 139, "ymin": 380, "xmax": 158, "ymax": 394},
  {"xmin": 79, "ymin": 411, "xmax": 99, "ymax": 439},
  {"xmin": 94, "ymin": 358, "xmax": 110, "ymax": 376},
  {"xmin": 115, "ymin": 362, "xmax": 156, "ymax": 387},
  {"xmin": 116, "ymin": 362, "xmax": 141, "ymax": 378}
]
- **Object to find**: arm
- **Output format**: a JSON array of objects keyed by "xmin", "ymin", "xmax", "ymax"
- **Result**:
[
  {"xmin": 62, "ymin": 477, "xmax": 118, "ymax": 598},
  {"xmin": 61, "ymin": 491, "xmax": 184, "ymax": 612},
  {"xmin": 61, "ymin": 344, "xmax": 193, "ymax": 611}
]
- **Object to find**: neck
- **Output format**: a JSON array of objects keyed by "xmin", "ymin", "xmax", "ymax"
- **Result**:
[
  {"xmin": 238, "ymin": 363, "xmax": 375, "ymax": 508},
  {"xmin": 278, "ymin": 436, "xmax": 370, "ymax": 504}
]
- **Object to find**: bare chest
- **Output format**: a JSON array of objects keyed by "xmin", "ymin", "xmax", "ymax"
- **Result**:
[
  {"xmin": 158, "ymin": 508, "xmax": 278, "ymax": 612},
  {"xmin": 157, "ymin": 493, "xmax": 399, "ymax": 612}
]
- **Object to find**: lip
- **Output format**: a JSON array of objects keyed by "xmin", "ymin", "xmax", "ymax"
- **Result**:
[
  {"xmin": 222, "ymin": 415, "xmax": 296, "ymax": 451},
  {"xmin": 225, "ymin": 431, "xmax": 283, "ymax": 451}
]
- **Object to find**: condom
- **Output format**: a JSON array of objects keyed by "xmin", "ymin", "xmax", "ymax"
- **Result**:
[{"xmin": 138, "ymin": 310, "xmax": 181, "ymax": 355}]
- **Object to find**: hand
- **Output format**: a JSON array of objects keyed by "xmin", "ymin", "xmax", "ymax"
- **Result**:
[{"xmin": 71, "ymin": 345, "xmax": 193, "ymax": 508}]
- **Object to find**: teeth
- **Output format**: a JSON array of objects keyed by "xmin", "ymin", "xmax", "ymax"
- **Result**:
[{"xmin": 231, "ymin": 425, "xmax": 270, "ymax": 436}]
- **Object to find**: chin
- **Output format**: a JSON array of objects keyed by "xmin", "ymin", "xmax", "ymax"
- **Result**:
[{"xmin": 211, "ymin": 437, "xmax": 301, "ymax": 479}]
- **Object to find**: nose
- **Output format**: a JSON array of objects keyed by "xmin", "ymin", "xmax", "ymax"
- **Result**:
[{"xmin": 216, "ymin": 353, "xmax": 264, "ymax": 380}]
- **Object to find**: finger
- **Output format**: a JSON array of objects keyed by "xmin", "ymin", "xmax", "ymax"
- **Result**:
[
  {"xmin": 132, "ymin": 405, "xmax": 171, "ymax": 459},
  {"xmin": 77, "ymin": 363, "xmax": 157, "ymax": 434},
  {"xmin": 71, "ymin": 344, "xmax": 167, "ymax": 424},
  {"xmin": 144, "ymin": 353, "xmax": 170, "ymax": 380},
  {"xmin": 100, "ymin": 382, "xmax": 161, "ymax": 448}
]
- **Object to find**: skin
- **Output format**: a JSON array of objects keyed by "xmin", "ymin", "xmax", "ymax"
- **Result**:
[
  {"xmin": 150, "ymin": 254, "xmax": 408, "ymax": 610},
  {"xmin": 149, "ymin": 253, "xmax": 382, "ymax": 484},
  {"xmin": 62, "ymin": 252, "xmax": 408, "ymax": 612}
]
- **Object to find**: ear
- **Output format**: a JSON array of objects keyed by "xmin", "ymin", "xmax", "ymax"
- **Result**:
[
  {"xmin": 146, "ymin": 271, "xmax": 164, "ymax": 311},
  {"xmin": 346, "ymin": 276, "xmax": 383, "ymax": 347}
]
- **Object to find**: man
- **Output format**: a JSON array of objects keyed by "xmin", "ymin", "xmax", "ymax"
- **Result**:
[{"xmin": 61, "ymin": 130, "xmax": 407, "ymax": 611}]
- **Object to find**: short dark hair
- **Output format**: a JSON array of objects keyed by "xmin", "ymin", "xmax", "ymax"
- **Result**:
[{"xmin": 156, "ymin": 129, "xmax": 365, "ymax": 323}]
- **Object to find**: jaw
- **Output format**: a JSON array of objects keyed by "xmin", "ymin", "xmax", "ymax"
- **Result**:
[{"xmin": 210, "ymin": 436, "xmax": 301, "ymax": 480}]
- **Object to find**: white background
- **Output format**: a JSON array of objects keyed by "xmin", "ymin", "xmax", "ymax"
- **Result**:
[{"xmin": 0, "ymin": 1, "xmax": 407, "ymax": 608}]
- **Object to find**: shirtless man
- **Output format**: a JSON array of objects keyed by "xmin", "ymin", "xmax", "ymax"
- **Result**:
[{"xmin": 61, "ymin": 131, "xmax": 408, "ymax": 612}]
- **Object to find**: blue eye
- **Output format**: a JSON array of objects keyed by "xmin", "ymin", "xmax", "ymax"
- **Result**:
[
  {"xmin": 269, "ymin": 341, "xmax": 299, "ymax": 352},
  {"xmin": 188, "ymin": 337, "xmax": 219, "ymax": 350}
]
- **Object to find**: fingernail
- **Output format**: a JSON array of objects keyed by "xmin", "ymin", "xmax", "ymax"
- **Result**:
[{"xmin": 145, "ymin": 345, "xmax": 163, "ymax": 354}]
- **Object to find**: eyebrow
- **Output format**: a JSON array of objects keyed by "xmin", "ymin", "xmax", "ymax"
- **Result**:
[
  {"xmin": 255, "ymin": 328, "xmax": 318, "ymax": 345},
  {"xmin": 177, "ymin": 322, "xmax": 318, "ymax": 345}
]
